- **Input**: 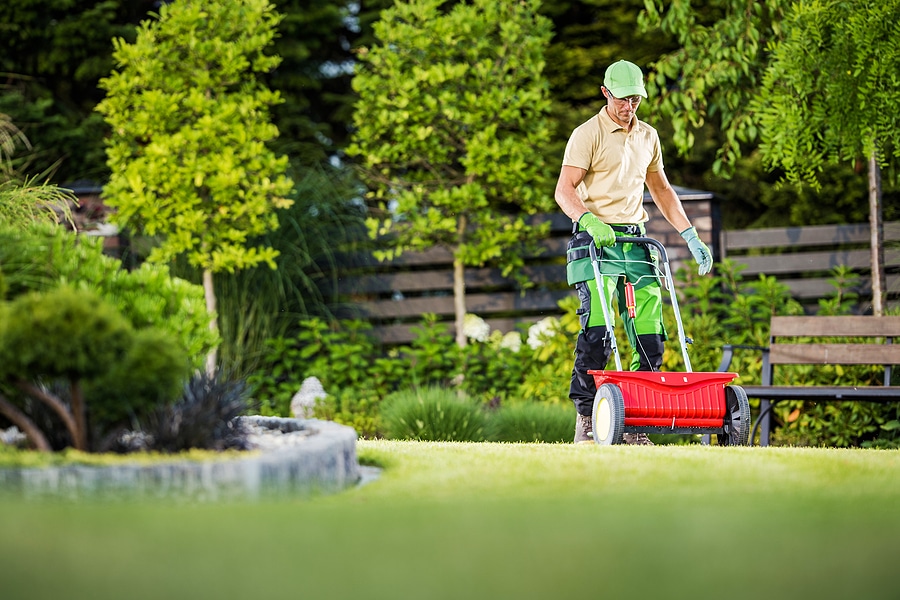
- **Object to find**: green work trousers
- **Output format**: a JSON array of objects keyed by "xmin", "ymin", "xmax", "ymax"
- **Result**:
[{"xmin": 567, "ymin": 228, "xmax": 667, "ymax": 416}]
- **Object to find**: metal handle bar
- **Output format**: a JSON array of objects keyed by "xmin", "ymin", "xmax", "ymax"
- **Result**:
[
  {"xmin": 607, "ymin": 236, "xmax": 670, "ymax": 264},
  {"xmin": 587, "ymin": 235, "xmax": 693, "ymax": 372}
]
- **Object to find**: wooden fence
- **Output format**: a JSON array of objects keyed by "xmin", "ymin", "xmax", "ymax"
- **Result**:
[
  {"xmin": 339, "ymin": 211, "xmax": 900, "ymax": 345},
  {"xmin": 721, "ymin": 221, "xmax": 900, "ymax": 307},
  {"xmin": 337, "ymin": 188, "xmax": 718, "ymax": 344}
]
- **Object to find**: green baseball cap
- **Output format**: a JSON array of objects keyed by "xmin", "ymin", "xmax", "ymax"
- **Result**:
[{"xmin": 604, "ymin": 60, "xmax": 647, "ymax": 98}]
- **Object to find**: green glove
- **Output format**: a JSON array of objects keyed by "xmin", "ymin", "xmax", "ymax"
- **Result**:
[
  {"xmin": 579, "ymin": 212, "xmax": 615, "ymax": 248},
  {"xmin": 680, "ymin": 226, "xmax": 713, "ymax": 275}
]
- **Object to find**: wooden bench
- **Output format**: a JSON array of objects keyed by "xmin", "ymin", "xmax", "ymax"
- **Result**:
[{"xmin": 718, "ymin": 316, "xmax": 900, "ymax": 446}]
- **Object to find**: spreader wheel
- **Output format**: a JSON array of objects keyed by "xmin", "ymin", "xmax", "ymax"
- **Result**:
[
  {"xmin": 592, "ymin": 383, "xmax": 625, "ymax": 445},
  {"xmin": 719, "ymin": 385, "xmax": 751, "ymax": 446}
]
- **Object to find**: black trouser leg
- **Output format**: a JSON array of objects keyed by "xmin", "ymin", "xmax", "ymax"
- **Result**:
[
  {"xmin": 569, "ymin": 326, "xmax": 611, "ymax": 416},
  {"xmin": 634, "ymin": 333, "xmax": 665, "ymax": 371}
]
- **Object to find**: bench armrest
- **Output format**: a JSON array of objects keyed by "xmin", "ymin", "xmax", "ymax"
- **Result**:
[{"xmin": 717, "ymin": 344, "xmax": 769, "ymax": 372}]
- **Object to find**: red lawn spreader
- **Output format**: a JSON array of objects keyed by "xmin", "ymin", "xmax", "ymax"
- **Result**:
[{"xmin": 586, "ymin": 237, "xmax": 750, "ymax": 446}]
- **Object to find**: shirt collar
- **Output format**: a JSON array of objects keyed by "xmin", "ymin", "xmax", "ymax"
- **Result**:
[{"xmin": 598, "ymin": 106, "xmax": 641, "ymax": 133}]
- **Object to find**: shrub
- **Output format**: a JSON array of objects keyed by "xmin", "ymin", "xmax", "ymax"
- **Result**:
[
  {"xmin": 87, "ymin": 263, "xmax": 216, "ymax": 371},
  {"xmin": 489, "ymin": 402, "xmax": 573, "ymax": 443},
  {"xmin": 0, "ymin": 222, "xmax": 216, "ymax": 371},
  {"xmin": 84, "ymin": 327, "xmax": 191, "ymax": 440},
  {"xmin": 0, "ymin": 286, "xmax": 134, "ymax": 382},
  {"xmin": 248, "ymin": 262, "xmax": 896, "ymax": 448},
  {"xmin": 248, "ymin": 317, "xmax": 385, "ymax": 419},
  {"xmin": 380, "ymin": 387, "xmax": 490, "ymax": 442},
  {"xmin": 0, "ymin": 286, "xmax": 135, "ymax": 450},
  {"xmin": 140, "ymin": 370, "xmax": 252, "ymax": 453}
]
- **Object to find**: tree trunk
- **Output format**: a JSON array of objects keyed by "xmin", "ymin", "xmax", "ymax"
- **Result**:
[
  {"xmin": 69, "ymin": 380, "xmax": 88, "ymax": 451},
  {"xmin": 16, "ymin": 380, "xmax": 79, "ymax": 450},
  {"xmin": 0, "ymin": 394, "xmax": 51, "ymax": 452},
  {"xmin": 454, "ymin": 213, "xmax": 468, "ymax": 348},
  {"xmin": 203, "ymin": 268, "xmax": 218, "ymax": 376},
  {"xmin": 868, "ymin": 153, "xmax": 885, "ymax": 316}
]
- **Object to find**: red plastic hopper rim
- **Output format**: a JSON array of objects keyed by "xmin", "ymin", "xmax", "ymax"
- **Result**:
[{"xmin": 588, "ymin": 370, "xmax": 739, "ymax": 390}]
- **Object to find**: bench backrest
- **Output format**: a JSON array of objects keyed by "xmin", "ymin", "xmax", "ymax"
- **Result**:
[{"xmin": 765, "ymin": 316, "xmax": 900, "ymax": 385}]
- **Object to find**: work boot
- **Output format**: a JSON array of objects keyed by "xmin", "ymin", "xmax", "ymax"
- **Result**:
[
  {"xmin": 574, "ymin": 414, "xmax": 593, "ymax": 444},
  {"xmin": 622, "ymin": 432, "xmax": 654, "ymax": 446}
]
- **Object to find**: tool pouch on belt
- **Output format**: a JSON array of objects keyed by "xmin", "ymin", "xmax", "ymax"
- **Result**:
[{"xmin": 566, "ymin": 230, "xmax": 595, "ymax": 285}]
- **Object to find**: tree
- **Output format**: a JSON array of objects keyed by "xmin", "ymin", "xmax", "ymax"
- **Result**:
[
  {"xmin": 96, "ymin": 0, "xmax": 294, "ymax": 374},
  {"xmin": 347, "ymin": 0, "xmax": 555, "ymax": 347},
  {"xmin": 0, "ymin": 0, "xmax": 158, "ymax": 182},
  {"xmin": 266, "ymin": 0, "xmax": 372, "ymax": 165},
  {"xmin": 638, "ymin": 0, "xmax": 788, "ymax": 177},
  {"xmin": 0, "ymin": 286, "xmax": 134, "ymax": 451},
  {"xmin": 753, "ymin": 0, "xmax": 900, "ymax": 315}
]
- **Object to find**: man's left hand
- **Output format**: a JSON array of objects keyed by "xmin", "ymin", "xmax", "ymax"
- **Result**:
[{"xmin": 680, "ymin": 226, "xmax": 713, "ymax": 275}]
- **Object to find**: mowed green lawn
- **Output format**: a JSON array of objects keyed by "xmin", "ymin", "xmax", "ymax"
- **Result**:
[{"xmin": 2, "ymin": 441, "xmax": 899, "ymax": 600}]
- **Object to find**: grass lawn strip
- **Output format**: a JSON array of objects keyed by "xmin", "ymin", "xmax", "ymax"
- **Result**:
[{"xmin": 1, "ymin": 441, "xmax": 898, "ymax": 600}]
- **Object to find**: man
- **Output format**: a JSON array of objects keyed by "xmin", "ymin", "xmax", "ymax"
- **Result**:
[{"xmin": 554, "ymin": 59, "xmax": 712, "ymax": 445}]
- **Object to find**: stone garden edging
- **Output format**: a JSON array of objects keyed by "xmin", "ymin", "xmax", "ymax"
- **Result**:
[{"xmin": 0, "ymin": 416, "xmax": 360, "ymax": 501}]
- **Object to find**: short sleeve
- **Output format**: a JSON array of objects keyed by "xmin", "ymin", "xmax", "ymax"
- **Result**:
[{"xmin": 562, "ymin": 123, "xmax": 596, "ymax": 171}]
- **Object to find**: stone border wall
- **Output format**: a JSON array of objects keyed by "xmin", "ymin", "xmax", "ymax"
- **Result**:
[{"xmin": 0, "ymin": 417, "xmax": 359, "ymax": 501}]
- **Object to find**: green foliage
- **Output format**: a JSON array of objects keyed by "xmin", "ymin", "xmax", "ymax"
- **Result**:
[
  {"xmin": 213, "ymin": 165, "xmax": 368, "ymax": 378},
  {"xmin": 517, "ymin": 297, "xmax": 582, "ymax": 405},
  {"xmin": 380, "ymin": 387, "xmax": 490, "ymax": 442},
  {"xmin": 348, "ymin": 0, "xmax": 555, "ymax": 335},
  {"xmin": 265, "ymin": 0, "xmax": 369, "ymax": 165},
  {"xmin": 247, "ymin": 317, "xmax": 385, "ymax": 430},
  {"xmin": 0, "ymin": 112, "xmax": 29, "ymax": 177},
  {"xmin": 86, "ymin": 263, "xmax": 217, "ymax": 369},
  {"xmin": 0, "ymin": 1, "xmax": 147, "ymax": 182},
  {"xmin": 668, "ymin": 260, "xmax": 803, "ymax": 377},
  {"xmin": 0, "ymin": 1, "xmax": 378, "ymax": 181},
  {"xmin": 0, "ymin": 286, "xmax": 133, "ymax": 382},
  {"xmin": 0, "ymin": 178, "xmax": 75, "ymax": 229},
  {"xmin": 490, "ymin": 402, "xmax": 572, "ymax": 443},
  {"xmin": 0, "ymin": 222, "xmax": 216, "ymax": 369},
  {"xmin": 96, "ymin": 0, "xmax": 294, "ymax": 273},
  {"xmin": 84, "ymin": 327, "xmax": 191, "ymax": 435},
  {"xmin": 638, "ymin": 0, "xmax": 788, "ymax": 176},
  {"xmin": 754, "ymin": 0, "xmax": 900, "ymax": 187},
  {"xmin": 249, "ymin": 309, "xmax": 575, "ymax": 438},
  {"xmin": 636, "ymin": 0, "xmax": 900, "ymax": 227}
]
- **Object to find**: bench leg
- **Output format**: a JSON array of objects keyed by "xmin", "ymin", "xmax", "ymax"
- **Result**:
[{"xmin": 759, "ymin": 400, "xmax": 772, "ymax": 447}]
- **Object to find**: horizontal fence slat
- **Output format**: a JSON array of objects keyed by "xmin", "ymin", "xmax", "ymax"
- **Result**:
[
  {"xmin": 356, "ymin": 290, "xmax": 571, "ymax": 319},
  {"xmin": 723, "ymin": 221, "xmax": 900, "ymax": 252},
  {"xmin": 771, "ymin": 316, "xmax": 900, "ymax": 337},
  {"xmin": 732, "ymin": 247, "xmax": 900, "ymax": 276},
  {"xmin": 340, "ymin": 263, "xmax": 565, "ymax": 295},
  {"xmin": 358, "ymin": 238, "xmax": 569, "ymax": 270}
]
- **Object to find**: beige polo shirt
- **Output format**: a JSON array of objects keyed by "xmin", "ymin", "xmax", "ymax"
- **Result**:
[{"xmin": 562, "ymin": 107, "xmax": 663, "ymax": 224}]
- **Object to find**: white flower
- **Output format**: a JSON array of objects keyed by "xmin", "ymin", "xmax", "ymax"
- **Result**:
[
  {"xmin": 463, "ymin": 313, "xmax": 490, "ymax": 342},
  {"xmin": 499, "ymin": 331, "xmax": 523, "ymax": 353},
  {"xmin": 527, "ymin": 317, "xmax": 560, "ymax": 349}
]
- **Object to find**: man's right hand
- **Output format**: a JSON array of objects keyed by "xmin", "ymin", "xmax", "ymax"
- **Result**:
[{"xmin": 578, "ymin": 212, "xmax": 616, "ymax": 248}]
